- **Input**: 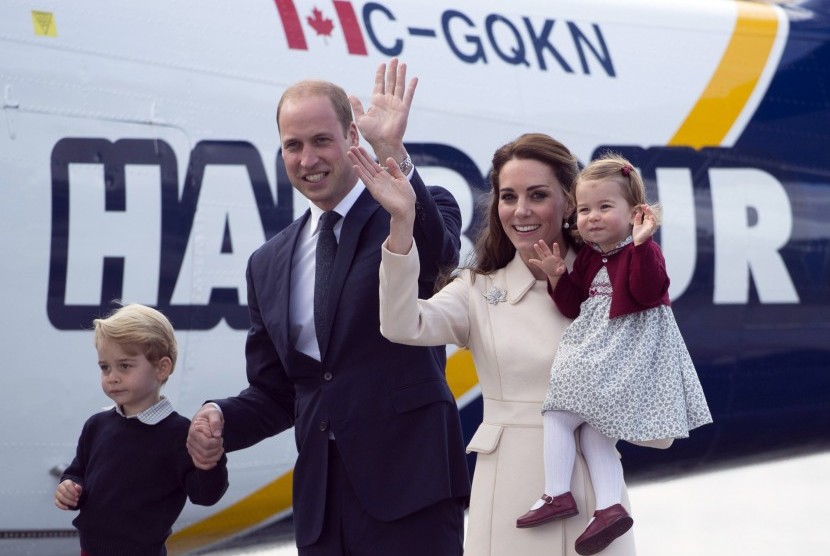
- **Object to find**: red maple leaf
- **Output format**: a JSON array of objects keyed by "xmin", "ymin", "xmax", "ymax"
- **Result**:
[{"xmin": 307, "ymin": 8, "xmax": 334, "ymax": 37}]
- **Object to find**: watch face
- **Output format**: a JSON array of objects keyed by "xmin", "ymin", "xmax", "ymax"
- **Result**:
[{"xmin": 399, "ymin": 156, "xmax": 413, "ymax": 174}]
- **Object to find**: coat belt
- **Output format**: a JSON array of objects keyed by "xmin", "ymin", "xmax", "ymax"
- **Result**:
[{"xmin": 482, "ymin": 398, "xmax": 544, "ymax": 427}]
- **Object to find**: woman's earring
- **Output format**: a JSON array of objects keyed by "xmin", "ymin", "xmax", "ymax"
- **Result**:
[{"xmin": 563, "ymin": 220, "xmax": 570, "ymax": 229}]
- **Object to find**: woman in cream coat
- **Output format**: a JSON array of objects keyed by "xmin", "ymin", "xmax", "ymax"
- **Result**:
[{"xmin": 350, "ymin": 134, "xmax": 639, "ymax": 555}]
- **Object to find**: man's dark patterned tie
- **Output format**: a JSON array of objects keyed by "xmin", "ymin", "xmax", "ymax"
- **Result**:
[{"xmin": 314, "ymin": 211, "xmax": 341, "ymax": 355}]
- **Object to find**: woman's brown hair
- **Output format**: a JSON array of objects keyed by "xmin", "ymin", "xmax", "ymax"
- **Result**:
[{"xmin": 468, "ymin": 133, "xmax": 580, "ymax": 276}]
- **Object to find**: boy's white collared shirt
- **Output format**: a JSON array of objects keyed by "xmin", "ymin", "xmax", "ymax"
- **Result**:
[{"xmin": 110, "ymin": 396, "xmax": 173, "ymax": 425}]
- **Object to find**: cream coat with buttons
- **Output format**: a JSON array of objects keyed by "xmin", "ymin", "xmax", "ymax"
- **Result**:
[{"xmin": 380, "ymin": 243, "xmax": 637, "ymax": 556}]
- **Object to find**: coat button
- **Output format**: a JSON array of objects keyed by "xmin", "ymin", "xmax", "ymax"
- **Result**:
[
  {"xmin": 323, "ymin": 372, "xmax": 333, "ymax": 381},
  {"xmin": 319, "ymin": 420, "xmax": 329, "ymax": 432}
]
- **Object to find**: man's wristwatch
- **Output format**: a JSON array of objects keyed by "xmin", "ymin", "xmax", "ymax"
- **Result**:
[
  {"xmin": 397, "ymin": 155, "xmax": 413, "ymax": 175},
  {"xmin": 382, "ymin": 155, "xmax": 413, "ymax": 175}
]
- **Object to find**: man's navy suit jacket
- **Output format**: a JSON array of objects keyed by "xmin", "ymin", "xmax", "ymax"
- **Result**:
[{"xmin": 216, "ymin": 171, "xmax": 471, "ymax": 547}]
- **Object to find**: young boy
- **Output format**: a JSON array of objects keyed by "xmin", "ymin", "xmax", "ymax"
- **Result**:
[{"xmin": 54, "ymin": 303, "xmax": 228, "ymax": 555}]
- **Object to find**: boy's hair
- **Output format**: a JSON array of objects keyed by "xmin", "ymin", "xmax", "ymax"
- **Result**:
[
  {"xmin": 576, "ymin": 152, "xmax": 662, "ymax": 226},
  {"xmin": 93, "ymin": 304, "xmax": 178, "ymax": 373}
]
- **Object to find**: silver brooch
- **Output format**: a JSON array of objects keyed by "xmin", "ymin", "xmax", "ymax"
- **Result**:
[{"xmin": 484, "ymin": 287, "xmax": 507, "ymax": 305}]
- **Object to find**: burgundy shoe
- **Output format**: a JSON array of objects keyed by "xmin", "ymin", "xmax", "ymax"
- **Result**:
[
  {"xmin": 516, "ymin": 492, "xmax": 579, "ymax": 528},
  {"xmin": 574, "ymin": 503, "xmax": 633, "ymax": 555}
]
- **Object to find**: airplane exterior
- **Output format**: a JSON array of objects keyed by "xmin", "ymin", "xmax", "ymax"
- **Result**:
[{"xmin": 1, "ymin": 0, "xmax": 828, "ymax": 553}]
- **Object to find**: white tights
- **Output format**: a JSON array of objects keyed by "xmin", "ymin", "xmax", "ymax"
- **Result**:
[{"xmin": 537, "ymin": 410, "xmax": 623, "ymax": 511}]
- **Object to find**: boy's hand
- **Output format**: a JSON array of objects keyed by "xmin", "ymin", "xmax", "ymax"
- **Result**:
[
  {"xmin": 192, "ymin": 415, "xmax": 214, "ymax": 438},
  {"xmin": 187, "ymin": 404, "xmax": 225, "ymax": 470},
  {"xmin": 55, "ymin": 479, "xmax": 82, "ymax": 510}
]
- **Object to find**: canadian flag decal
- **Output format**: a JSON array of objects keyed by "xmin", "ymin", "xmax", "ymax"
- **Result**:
[{"xmin": 275, "ymin": 0, "xmax": 368, "ymax": 55}]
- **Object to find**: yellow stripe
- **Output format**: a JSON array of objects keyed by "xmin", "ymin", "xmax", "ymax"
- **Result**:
[
  {"xmin": 670, "ymin": 2, "xmax": 778, "ymax": 148},
  {"xmin": 167, "ymin": 349, "xmax": 480, "ymax": 553},
  {"xmin": 167, "ymin": 470, "xmax": 294, "ymax": 554},
  {"xmin": 445, "ymin": 348, "xmax": 480, "ymax": 399}
]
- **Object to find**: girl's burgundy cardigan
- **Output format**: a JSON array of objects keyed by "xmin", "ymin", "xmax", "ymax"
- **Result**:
[{"xmin": 551, "ymin": 238, "xmax": 671, "ymax": 319}]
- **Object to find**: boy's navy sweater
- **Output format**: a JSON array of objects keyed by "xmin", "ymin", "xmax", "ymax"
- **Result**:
[{"xmin": 61, "ymin": 408, "xmax": 228, "ymax": 556}]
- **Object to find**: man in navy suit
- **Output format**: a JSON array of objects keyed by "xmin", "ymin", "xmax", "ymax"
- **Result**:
[{"xmin": 186, "ymin": 59, "xmax": 470, "ymax": 555}]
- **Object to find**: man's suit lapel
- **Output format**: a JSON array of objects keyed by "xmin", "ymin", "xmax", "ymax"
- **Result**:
[
  {"xmin": 320, "ymin": 190, "xmax": 380, "ymax": 357},
  {"xmin": 274, "ymin": 212, "xmax": 309, "ymax": 355}
]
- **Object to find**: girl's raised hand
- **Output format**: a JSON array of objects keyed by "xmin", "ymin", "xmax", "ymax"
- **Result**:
[
  {"xmin": 633, "ymin": 204, "xmax": 657, "ymax": 245},
  {"xmin": 529, "ymin": 240, "xmax": 566, "ymax": 279}
]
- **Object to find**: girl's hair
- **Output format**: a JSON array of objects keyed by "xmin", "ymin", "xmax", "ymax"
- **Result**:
[
  {"xmin": 93, "ymin": 303, "xmax": 178, "ymax": 372},
  {"xmin": 575, "ymin": 152, "xmax": 662, "ymax": 237},
  {"xmin": 466, "ymin": 133, "xmax": 580, "ymax": 276}
]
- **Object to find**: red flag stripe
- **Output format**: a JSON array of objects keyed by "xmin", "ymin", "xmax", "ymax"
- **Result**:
[
  {"xmin": 333, "ymin": 1, "xmax": 367, "ymax": 55},
  {"xmin": 275, "ymin": 0, "xmax": 307, "ymax": 50}
]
